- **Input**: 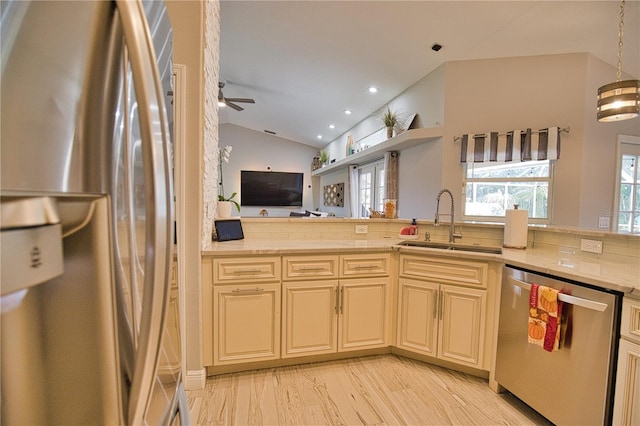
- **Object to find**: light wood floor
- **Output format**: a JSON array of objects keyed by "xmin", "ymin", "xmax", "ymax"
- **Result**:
[{"xmin": 186, "ymin": 354, "xmax": 551, "ymax": 425}]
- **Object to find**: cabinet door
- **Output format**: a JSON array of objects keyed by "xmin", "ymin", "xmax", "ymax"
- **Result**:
[
  {"xmin": 613, "ymin": 339, "xmax": 640, "ymax": 426},
  {"xmin": 282, "ymin": 280, "xmax": 338, "ymax": 358},
  {"xmin": 338, "ymin": 277, "xmax": 390, "ymax": 352},
  {"xmin": 396, "ymin": 278, "xmax": 439, "ymax": 357},
  {"xmin": 213, "ymin": 283, "xmax": 281, "ymax": 365},
  {"xmin": 438, "ymin": 285, "xmax": 486, "ymax": 367}
]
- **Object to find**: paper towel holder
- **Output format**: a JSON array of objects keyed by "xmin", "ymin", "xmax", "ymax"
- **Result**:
[{"xmin": 503, "ymin": 204, "xmax": 528, "ymax": 250}]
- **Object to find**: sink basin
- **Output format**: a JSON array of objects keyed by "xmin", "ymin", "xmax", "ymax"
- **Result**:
[{"xmin": 397, "ymin": 240, "xmax": 502, "ymax": 254}]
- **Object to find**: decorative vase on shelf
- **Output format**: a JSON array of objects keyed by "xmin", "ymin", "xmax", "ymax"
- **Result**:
[
  {"xmin": 217, "ymin": 201, "xmax": 233, "ymax": 218},
  {"xmin": 386, "ymin": 126, "xmax": 394, "ymax": 139}
]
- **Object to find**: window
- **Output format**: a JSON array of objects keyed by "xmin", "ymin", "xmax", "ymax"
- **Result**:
[
  {"xmin": 463, "ymin": 160, "xmax": 553, "ymax": 223},
  {"xmin": 357, "ymin": 159, "xmax": 385, "ymax": 218},
  {"xmin": 614, "ymin": 136, "xmax": 640, "ymax": 233}
]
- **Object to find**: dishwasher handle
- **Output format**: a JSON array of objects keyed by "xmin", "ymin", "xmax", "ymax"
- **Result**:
[{"xmin": 506, "ymin": 275, "xmax": 608, "ymax": 312}]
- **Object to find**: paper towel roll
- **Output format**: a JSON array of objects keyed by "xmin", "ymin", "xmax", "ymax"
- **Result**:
[{"xmin": 503, "ymin": 207, "xmax": 528, "ymax": 249}]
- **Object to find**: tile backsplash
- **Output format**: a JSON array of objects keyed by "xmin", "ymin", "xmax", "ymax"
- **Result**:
[{"xmin": 237, "ymin": 218, "xmax": 640, "ymax": 268}]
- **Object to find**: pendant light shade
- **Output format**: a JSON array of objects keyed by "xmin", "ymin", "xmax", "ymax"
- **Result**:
[
  {"xmin": 596, "ymin": 0, "xmax": 640, "ymax": 122},
  {"xmin": 597, "ymin": 79, "xmax": 640, "ymax": 122}
]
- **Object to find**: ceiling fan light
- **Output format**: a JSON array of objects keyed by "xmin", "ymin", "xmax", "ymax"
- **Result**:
[{"xmin": 597, "ymin": 79, "xmax": 640, "ymax": 122}]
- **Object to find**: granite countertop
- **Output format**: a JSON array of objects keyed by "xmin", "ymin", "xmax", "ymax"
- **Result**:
[{"xmin": 203, "ymin": 238, "xmax": 640, "ymax": 297}]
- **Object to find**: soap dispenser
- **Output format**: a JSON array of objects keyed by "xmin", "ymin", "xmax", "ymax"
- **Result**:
[{"xmin": 410, "ymin": 218, "xmax": 418, "ymax": 235}]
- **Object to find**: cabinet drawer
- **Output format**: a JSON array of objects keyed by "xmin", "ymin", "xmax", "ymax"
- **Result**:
[
  {"xmin": 340, "ymin": 253, "xmax": 390, "ymax": 277},
  {"xmin": 399, "ymin": 255, "xmax": 487, "ymax": 288},
  {"xmin": 283, "ymin": 255, "xmax": 338, "ymax": 280},
  {"xmin": 213, "ymin": 256, "xmax": 280, "ymax": 284}
]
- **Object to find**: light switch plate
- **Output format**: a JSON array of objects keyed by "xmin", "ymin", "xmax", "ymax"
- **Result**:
[{"xmin": 598, "ymin": 216, "xmax": 610, "ymax": 228}]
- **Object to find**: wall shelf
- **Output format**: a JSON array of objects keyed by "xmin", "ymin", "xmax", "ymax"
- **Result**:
[{"xmin": 312, "ymin": 127, "xmax": 444, "ymax": 177}]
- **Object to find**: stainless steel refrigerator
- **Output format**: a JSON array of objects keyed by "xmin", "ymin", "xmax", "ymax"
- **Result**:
[{"xmin": 0, "ymin": 0, "xmax": 190, "ymax": 424}]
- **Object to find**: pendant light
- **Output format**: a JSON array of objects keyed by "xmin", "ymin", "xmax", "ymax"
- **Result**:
[{"xmin": 597, "ymin": 0, "xmax": 640, "ymax": 122}]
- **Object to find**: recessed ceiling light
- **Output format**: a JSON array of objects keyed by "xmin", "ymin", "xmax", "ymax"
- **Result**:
[
  {"xmin": 344, "ymin": 109, "xmax": 352, "ymax": 115},
  {"xmin": 329, "ymin": 124, "xmax": 335, "ymax": 129},
  {"xmin": 317, "ymin": 135, "xmax": 323, "ymax": 139},
  {"xmin": 368, "ymin": 86, "xmax": 378, "ymax": 93}
]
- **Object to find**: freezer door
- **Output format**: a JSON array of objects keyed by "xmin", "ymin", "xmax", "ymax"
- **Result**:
[{"xmin": 1, "ymin": 1, "xmax": 119, "ymax": 194}]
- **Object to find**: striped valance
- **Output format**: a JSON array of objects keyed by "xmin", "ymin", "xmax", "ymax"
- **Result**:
[{"xmin": 459, "ymin": 127, "xmax": 562, "ymax": 163}]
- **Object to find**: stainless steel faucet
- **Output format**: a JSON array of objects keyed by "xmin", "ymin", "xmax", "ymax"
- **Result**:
[{"xmin": 434, "ymin": 189, "xmax": 462, "ymax": 243}]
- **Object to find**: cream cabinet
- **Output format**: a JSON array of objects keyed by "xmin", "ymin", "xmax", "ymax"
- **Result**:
[
  {"xmin": 213, "ymin": 283, "xmax": 281, "ymax": 365},
  {"xmin": 282, "ymin": 280, "xmax": 338, "ymax": 357},
  {"xmin": 338, "ymin": 277, "xmax": 390, "ymax": 352},
  {"xmin": 613, "ymin": 297, "xmax": 640, "ymax": 425},
  {"xmin": 281, "ymin": 253, "xmax": 391, "ymax": 358},
  {"xmin": 204, "ymin": 256, "xmax": 282, "ymax": 366},
  {"xmin": 397, "ymin": 255, "xmax": 488, "ymax": 368},
  {"xmin": 396, "ymin": 278, "xmax": 439, "ymax": 356}
]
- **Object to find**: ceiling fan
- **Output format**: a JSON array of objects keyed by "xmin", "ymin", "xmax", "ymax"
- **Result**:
[{"xmin": 218, "ymin": 81, "xmax": 255, "ymax": 111}]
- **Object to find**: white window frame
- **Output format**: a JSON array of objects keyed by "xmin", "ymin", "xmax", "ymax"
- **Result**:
[
  {"xmin": 462, "ymin": 160, "xmax": 555, "ymax": 224},
  {"xmin": 613, "ymin": 135, "xmax": 640, "ymax": 233},
  {"xmin": 356, "ymin": 159, "xmax": 385, "ymax": 218}
]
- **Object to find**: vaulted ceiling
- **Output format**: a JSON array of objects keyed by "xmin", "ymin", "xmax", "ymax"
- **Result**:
[{"xmin": 218, "ymin": 1, "xmax": 640, "ymax": 148}]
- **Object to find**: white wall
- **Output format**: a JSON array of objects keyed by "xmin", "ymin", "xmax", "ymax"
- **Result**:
[
  {"xmin": 442, "ymin": 54, "xmax": 591, "ymax": 225},
  {"xmin": 397, "ymin": 140, "xmax": 444, "ymax": 220},
  {"xmin": 165, "ymin": 0, "xmax": 206, "ymax": 386},
  {"xmin": 322, "ymin": 53, "xmax": 640, "ymax": 228},
  {"xmin": 325, "ymin": 65, "xmax": 445, "ymax": 166},
  {"xmin": 219, "ymin": 124, "xmax": 319, "ymax": 217},
  {"xmin": 580, "ymin": 55, "xmax": 640, "ymax": 228},
  {"xmin": 313, "ymin": 167, "xmax": 350, "ymax": 217}
]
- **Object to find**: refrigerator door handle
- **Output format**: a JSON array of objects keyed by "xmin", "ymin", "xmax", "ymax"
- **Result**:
[{"xmin": 116, "ymin": 1, "xmax": 173, "ymax": 424}]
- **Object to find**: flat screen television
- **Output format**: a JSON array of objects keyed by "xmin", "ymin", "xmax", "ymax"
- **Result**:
[{"xmin": 240, "ymin": 170, "xmax": 304, "ymax": 207}]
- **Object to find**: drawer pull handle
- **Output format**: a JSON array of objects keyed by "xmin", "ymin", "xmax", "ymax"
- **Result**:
[
  {"xmin": 299, "ymin": 266, "xmax": 327, "ymax": 271},
  {"xmin": 231, "ymin": 287, "xmax": 264, "ymax": 294},
  {"xmin": 353, "ymin": 264, "xmax": 378, "ymax": 269},
  {"xmin": 233, "ymin": 268, "xmax": 263, "ymax": 274}
]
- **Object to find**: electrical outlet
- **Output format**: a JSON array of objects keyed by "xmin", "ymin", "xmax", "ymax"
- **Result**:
[
  {"xmin": 580, "ymin": 238, "xmax": 603, "ymax": 254},
  {"xmin": 355, "ymin": 225, "xmax": 368, "ymax": 234}
]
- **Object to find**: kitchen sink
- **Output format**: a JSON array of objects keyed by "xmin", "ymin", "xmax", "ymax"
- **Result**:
[{"xmin": 397, "ymin": 240, "xmax": 502, "ymax": 254}]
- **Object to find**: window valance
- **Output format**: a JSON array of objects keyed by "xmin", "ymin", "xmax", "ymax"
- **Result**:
[{"xmin": 458, "ymin": 127, "xmax": 566, "ymax": 163}]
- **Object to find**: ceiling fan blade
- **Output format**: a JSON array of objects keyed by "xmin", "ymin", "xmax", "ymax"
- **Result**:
[
  {"xmin": 226, "ymin": 101, "xmax": 244, "ymax": 111},
  {"xmin": 225, "ymin": 97, "xmax": 255, "ymax": 104}
]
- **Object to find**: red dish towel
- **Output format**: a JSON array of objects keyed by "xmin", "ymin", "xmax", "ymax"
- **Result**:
[{"xmin": 528, "ymin": 284, "xmax": 563, "ymax": 352}]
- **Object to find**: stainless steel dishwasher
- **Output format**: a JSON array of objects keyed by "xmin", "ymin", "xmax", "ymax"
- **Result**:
[{"xmin": 495, "ymin": 266, "xmax": 621, "ymax": 425}]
